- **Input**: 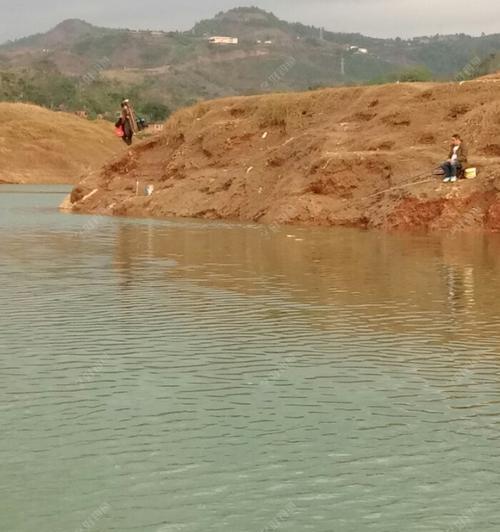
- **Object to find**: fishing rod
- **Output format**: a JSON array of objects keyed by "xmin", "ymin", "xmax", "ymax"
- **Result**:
[{"xmin": 364, "ymin": 169, "xmax": 436, "ymax": 201}]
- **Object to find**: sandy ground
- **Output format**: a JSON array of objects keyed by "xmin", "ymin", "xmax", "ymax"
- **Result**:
[
  {"xmin": 0, "ymin": 103, "xmax": 123, "ymax": 184},
  {"xmin": 63, "ymin": 75, "xmax": 500, "ymax": 232}
]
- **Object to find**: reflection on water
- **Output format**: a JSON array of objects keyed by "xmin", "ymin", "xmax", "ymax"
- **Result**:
[{"xmin": 1, "ymin": 186, "xmax": 500, "ymax": 532}]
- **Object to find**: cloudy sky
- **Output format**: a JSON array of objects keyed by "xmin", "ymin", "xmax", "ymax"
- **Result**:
[{"xmin": 0, "ymin": 0, "xmax": 498, "ymax": 43}]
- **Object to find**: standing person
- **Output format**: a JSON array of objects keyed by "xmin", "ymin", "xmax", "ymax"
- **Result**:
[
  {"xmin": 118, "ymin": 99, "xmax": 134, "ymax": 146},
  {"xmin": 441, "ymin": 134, "xmax": 468, "ymax": 183}
]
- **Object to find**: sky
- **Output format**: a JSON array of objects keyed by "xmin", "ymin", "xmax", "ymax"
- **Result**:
[{"xmin": 0, "ymin": 0, "xmax": 498, "ymax": 43}]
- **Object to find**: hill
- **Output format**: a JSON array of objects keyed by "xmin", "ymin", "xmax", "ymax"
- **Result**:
[
  {"xmin": 0, "ymin": 19, "xmax": 100, "ymax": 54},
  {"xmin": 0, "ymin": 103, "xmax": 122, "ymax": 184},
  {"xmin": 1, "ymin": 7, "xmax": 500, "ymax": 118},
  {"xmin": 476, "ymin": 52, "xmax": 500, "ymax": 76},
  {"xmin": 62, "ymin": 74, "xmax": 500, "ymax": 232}
]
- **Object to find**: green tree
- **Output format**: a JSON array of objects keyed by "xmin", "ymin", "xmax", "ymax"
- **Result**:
[
  {"xmin": 397, "ymin": 66, "xmax": 433, "ymax": 82},
  {"xmin": 138, "ymin": 101, "xmax": 171, "ymax": 122}
]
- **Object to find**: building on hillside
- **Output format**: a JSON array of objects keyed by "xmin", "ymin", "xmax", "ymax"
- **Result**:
[
  {"xmin": 208, "ymin": 36, "xmax": 239, "ymax": 45},
  {"xmin": 128, "ymin": 29, "xmax": 165, "ymax": 37},
  {"xmin": 349, "ymin": 46, "xmax": 368, "ymax": 54}
]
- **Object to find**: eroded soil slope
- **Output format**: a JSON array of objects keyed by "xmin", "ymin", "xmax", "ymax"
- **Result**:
[
  {"xmin": 0, "ymin": 103, "xmax": 122, "ymax": 184},
  {"xmin": 64, "ymin": 77, "xmax": 500, "ymax": 231}
]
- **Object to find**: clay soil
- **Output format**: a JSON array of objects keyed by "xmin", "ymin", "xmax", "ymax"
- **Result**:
[
  {"xmin": 64, "ymin": 76, "xmax": 500, "ymax": 232},
  {"xmin": 0, "ymin": 103, "xmax": 123, "ymax": 184}
]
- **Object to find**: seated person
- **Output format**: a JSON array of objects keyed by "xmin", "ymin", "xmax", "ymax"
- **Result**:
[{"xmin": 441, "ymin": 134, "xmax": 468, "ymax": 183}]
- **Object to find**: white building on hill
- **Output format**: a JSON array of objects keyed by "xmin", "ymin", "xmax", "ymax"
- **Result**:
[{"xmin": 208, "ymin": 36, "xmax": 239, "ymax": 45}]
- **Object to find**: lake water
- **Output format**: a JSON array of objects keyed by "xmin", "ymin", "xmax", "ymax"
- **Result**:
[{"xmin": 1, "ymin": 185, "xmax": 500, "ymax": 532}]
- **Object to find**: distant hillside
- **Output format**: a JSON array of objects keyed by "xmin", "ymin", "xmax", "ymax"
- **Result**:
[
  {"xmin": 0, "ymin": 103, "xmax": 122, "ymax": 184},
  {"xmin": 1, "ymin": 7, "xmax": 499, "ymax": 118},
  {"xmin": 476, "ymin": 52, "xmax": 500, "ymax": 76},
  {"xmin": 0, "ymin": 19, "xmax": 101, "ymax": 53}
]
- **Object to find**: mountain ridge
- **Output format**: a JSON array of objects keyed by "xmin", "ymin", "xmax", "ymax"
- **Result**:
[{"xmin": 1, "ymin": 7, "xmax": 499, "ymax": 118}]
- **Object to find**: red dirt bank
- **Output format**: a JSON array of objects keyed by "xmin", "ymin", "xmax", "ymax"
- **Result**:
[{"xmin": 64, "ymin": 77, "xmax": 500, "ymax": 231}]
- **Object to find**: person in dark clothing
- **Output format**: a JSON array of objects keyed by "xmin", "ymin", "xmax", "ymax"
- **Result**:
[
  {"xmin": 441, "ymin": 134, "xmax": 468, "ymax": 183},
  {"xmin": 117, "ymin": 99, "xmax": 134, "ymax": 146}
]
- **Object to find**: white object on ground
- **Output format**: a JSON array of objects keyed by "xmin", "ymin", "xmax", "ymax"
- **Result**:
[
  {"xmin": 81, "ymin": 189, "xmax": 98, "ymax": 202},
  {"xmin": 465, "ymin": 168, "xmax": 477, "ymax": 179}
]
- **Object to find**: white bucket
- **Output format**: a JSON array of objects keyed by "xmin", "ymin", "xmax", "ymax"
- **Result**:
[{"xmin": 465, "ymin": 168, "xmax": 477, "ymax": 179}]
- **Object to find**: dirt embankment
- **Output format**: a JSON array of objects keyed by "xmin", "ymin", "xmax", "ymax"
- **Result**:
[
  {"xmin": 64, "ymin": 76, "xmax": 500, "ymax": 231},
  {"xmin": 0, "ymin": 103, "xmax": 123, "ymax": 184}
]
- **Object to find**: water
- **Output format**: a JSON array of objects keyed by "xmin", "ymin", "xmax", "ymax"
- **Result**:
[{"xmin": 1, "ymin": 185, "xmax": 500, "ymax": 532}]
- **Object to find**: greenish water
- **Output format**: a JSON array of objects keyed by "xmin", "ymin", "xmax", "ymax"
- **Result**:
[{"xmin": 1, "ymin": 185, "xmax": 500, "ymax": 532}]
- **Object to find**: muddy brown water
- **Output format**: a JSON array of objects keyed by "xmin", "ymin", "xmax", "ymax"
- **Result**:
[{"xmin": 1, "ymin": 185, "xmax": 500, "ymax": 531}]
